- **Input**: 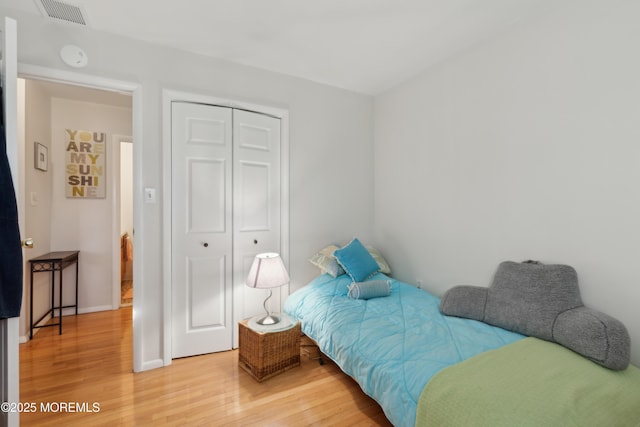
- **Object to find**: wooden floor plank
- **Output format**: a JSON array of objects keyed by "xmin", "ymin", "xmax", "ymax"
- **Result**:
[{"xmin": 20, "ymin": 308, "xmax": 392, "ymax": 426}]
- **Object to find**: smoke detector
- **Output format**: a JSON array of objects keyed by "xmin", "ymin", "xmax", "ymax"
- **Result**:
[
  {"xmin": 60, "ymin": 44, "xmax": 88, "ymax": 68},
  {"xmin": 34, "ymin": 0, "xmax": 90, "ymax": 26}
]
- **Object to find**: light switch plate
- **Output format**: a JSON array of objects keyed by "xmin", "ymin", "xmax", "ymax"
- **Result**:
[{"xmin": 144, "ymin": 187, "xmax": 156, "ymax": 203}]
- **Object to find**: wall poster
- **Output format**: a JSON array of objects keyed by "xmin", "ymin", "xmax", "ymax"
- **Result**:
[{"xmin": 65, "ymin": 128, "xmax": 107, "ymax": 198}]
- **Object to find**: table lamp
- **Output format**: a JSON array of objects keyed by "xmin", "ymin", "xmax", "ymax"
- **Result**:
[{"xmin": 246, "ymin": 252, "xmax": 290, "ymax": 325}]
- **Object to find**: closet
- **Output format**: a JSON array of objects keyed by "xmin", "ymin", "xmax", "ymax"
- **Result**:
[{"xmin": 171, "ymin": 102, "xmax": 283, "ymax": 358}]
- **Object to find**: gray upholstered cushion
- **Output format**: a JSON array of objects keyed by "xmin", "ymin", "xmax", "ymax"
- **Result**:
[
  {"xmin": 554, "ymin": 307, "xmax": 631, "ymax": 371},
  {"xmin": 439, "ymin": 286, "xmax": 488, "ymax": 321},
  {"xmin": 347, "ymin": 280, "xmax": 391, "ymax": 300},
  {"xmin": 440, "ymin": 261, "xmax": 631, "ymax": 370},
  {"xmin": 484, "ymin": 261, "xmax": 582, "ymax": 341}
]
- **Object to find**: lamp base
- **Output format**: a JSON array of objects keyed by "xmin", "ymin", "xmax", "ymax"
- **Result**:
[{"xmin": 255, "ymin": 314, "xmax": 281, "ymax": 325}]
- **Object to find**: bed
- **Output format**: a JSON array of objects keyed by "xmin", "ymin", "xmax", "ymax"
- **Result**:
[
  {"xmin": 284, "ymin": 250, "xmax": 640, "ymax": 426},
  {"xmin": 285, "ymin": 272, "xmax": 521, "ymax": 426}
]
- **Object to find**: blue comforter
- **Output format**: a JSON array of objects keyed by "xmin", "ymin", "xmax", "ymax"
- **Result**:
[{"xmin": 284, "ymin": 273, "xmax": 523, "ymax": 427}]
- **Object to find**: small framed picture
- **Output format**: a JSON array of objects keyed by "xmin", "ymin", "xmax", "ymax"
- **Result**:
[{"xmin": 35, "ymin": 142, "xmax": 48, "ymax": 171}]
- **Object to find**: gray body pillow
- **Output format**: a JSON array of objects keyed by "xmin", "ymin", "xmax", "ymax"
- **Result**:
[
  {"xmin": 440, "ymin": 261, "xmax": 630, "ymax": 370},
  {"xmin": 347, "ymin": 280, "xmax": 391, "ymax": 300}
]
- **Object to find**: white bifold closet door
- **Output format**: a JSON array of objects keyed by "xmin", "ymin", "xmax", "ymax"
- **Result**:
[{"xmin": 171, "ymin": 102, "xmax": 281, "ymax": 358}]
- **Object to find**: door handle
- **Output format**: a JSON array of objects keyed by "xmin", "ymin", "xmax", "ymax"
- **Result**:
[
  {"xmin": 22, "ymin": 238, "xmax": 34, "ymax": 248},
  {"xmin": 203, "ymin": 242, "xmax": 209, "ymax": 248}
]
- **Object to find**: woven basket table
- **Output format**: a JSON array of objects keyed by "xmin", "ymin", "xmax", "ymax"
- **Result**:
[{"xmin": 238, "ymin": 319, "xmax": 301, "ymax": 382}]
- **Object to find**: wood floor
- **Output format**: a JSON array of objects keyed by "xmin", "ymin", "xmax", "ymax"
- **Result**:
[{"xmin": 20, "ymin": 308, "xmax": 392, "ymax": 426}]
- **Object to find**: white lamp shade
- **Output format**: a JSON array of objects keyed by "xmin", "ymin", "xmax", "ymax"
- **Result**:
[{"xmin": 246, "ymin": 253, "xmax": 290, "ymax": 289}]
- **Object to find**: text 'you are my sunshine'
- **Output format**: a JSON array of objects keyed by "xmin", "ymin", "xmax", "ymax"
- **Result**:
[{"xmin": 65, "ymin": 129, "xmax": 107, "ymax": 199}]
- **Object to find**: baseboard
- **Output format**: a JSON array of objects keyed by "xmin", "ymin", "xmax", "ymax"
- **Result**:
[
  {"xmin": 21, "ymin": 305, "xmax": 119, "ymax": 342},
  {"xmin": 22, "ymin": 312, "xmax": 54, "ymax": 342},
  {"xmin": 77, "ymin": 305, "xmax": 114, "ymax": 315},
  {"xmin": 56, "ymin": 305, "xmax": 115, "ymax": 317},
  {"xmin": 141, "ymin": 359, "xmax": 164, "ymax": 371}
]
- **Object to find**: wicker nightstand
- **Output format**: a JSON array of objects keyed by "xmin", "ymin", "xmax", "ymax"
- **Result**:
[{"xmin": 238, "ymin": 318, "xmax": 301, "ymax": 382}]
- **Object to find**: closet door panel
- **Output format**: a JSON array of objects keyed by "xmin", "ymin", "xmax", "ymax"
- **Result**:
[
  {"xmin": 171, "ymin": 102, "xmax": 233, "ymax": 358},
  {"xmin": 188, "ymin": 158, "xmax": 226, "ymax": 232},
  {"xmin": 233, "ymin": 109, "xmax": 282, "ymax": 326},
  {"xmin": 188, "ymin": 255, "xmax": 226, "ymax": 328},
  {"xmin": 237, "ymin": 160, "xmax": 270, "ymax": 231}
]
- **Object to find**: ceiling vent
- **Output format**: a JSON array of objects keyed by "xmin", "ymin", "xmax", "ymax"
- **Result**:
[{"xmin": 34, "ymin": 0, "xmax": 89, "ymax": 26}]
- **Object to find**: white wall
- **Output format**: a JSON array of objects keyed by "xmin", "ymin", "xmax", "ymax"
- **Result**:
[
  {"xmin": 1, "ymin": 6, "xmax": 374, "ymax": 369},
  {"xmin": 374, "ymin": 0, "xmax": 640, "ymax": 365}
]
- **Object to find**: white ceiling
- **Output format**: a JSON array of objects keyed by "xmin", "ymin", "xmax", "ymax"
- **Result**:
[{"xmin": 7, "ymin": 0, "xmax": 561, "ymax": 95}]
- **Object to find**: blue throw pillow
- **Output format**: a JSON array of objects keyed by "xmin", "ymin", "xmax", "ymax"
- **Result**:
[
  {"xmin": 334, "ymin": 238, "xmax": 380, "ymax": 282},
  {"xmin": 348, "ymin": 280, "xmax": 391, "ymax": 300}
]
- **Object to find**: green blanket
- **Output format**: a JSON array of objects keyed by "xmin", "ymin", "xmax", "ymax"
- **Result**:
[{"xmin": 416, "ymin": 337, "xmax": 640, "ymax": 427}]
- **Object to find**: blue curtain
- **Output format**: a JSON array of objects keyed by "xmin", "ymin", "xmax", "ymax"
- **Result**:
[{"xmin": 0, "ymin": 87, "xmax": 23, "ymax": 319}]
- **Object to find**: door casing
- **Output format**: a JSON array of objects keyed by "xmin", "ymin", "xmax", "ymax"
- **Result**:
[
  {"xmin": 1, "ymin": 16, "xmax": 20, "ymax": 427},
  {"xmin": 18, "ymin": 63, "xmax": 144, "ymax": 372},
  {"xmin": 162, "ymin": 89, "xmax": 290, "ymax": 364},
  {"xmin": 112, "ymin": 134, "xmax": 133, "ymax": 310}
]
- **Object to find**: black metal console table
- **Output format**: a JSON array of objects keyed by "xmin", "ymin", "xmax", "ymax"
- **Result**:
[{"xmin": 29, "ymin": 251, "xmax": 79, "ymax": 339}]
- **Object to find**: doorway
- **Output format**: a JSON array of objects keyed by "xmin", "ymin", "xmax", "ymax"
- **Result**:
[
  {"xmin": 119, "ymin": 137, "xmax": 133, "ymax": 306},
  {"xmin": 18, "ymin": 76, "xmax": 136, "ymax": 361},
  {"xmin": 21, "ymin": 78, "xmax": 132, "ymax": 313},
  {"xmin": 162, "ymin": 90, "xmax": 290, "ymax": 364},
  {"xmin": 170, "ymin": 102, "xmax": 284, "ymax": 358}
]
